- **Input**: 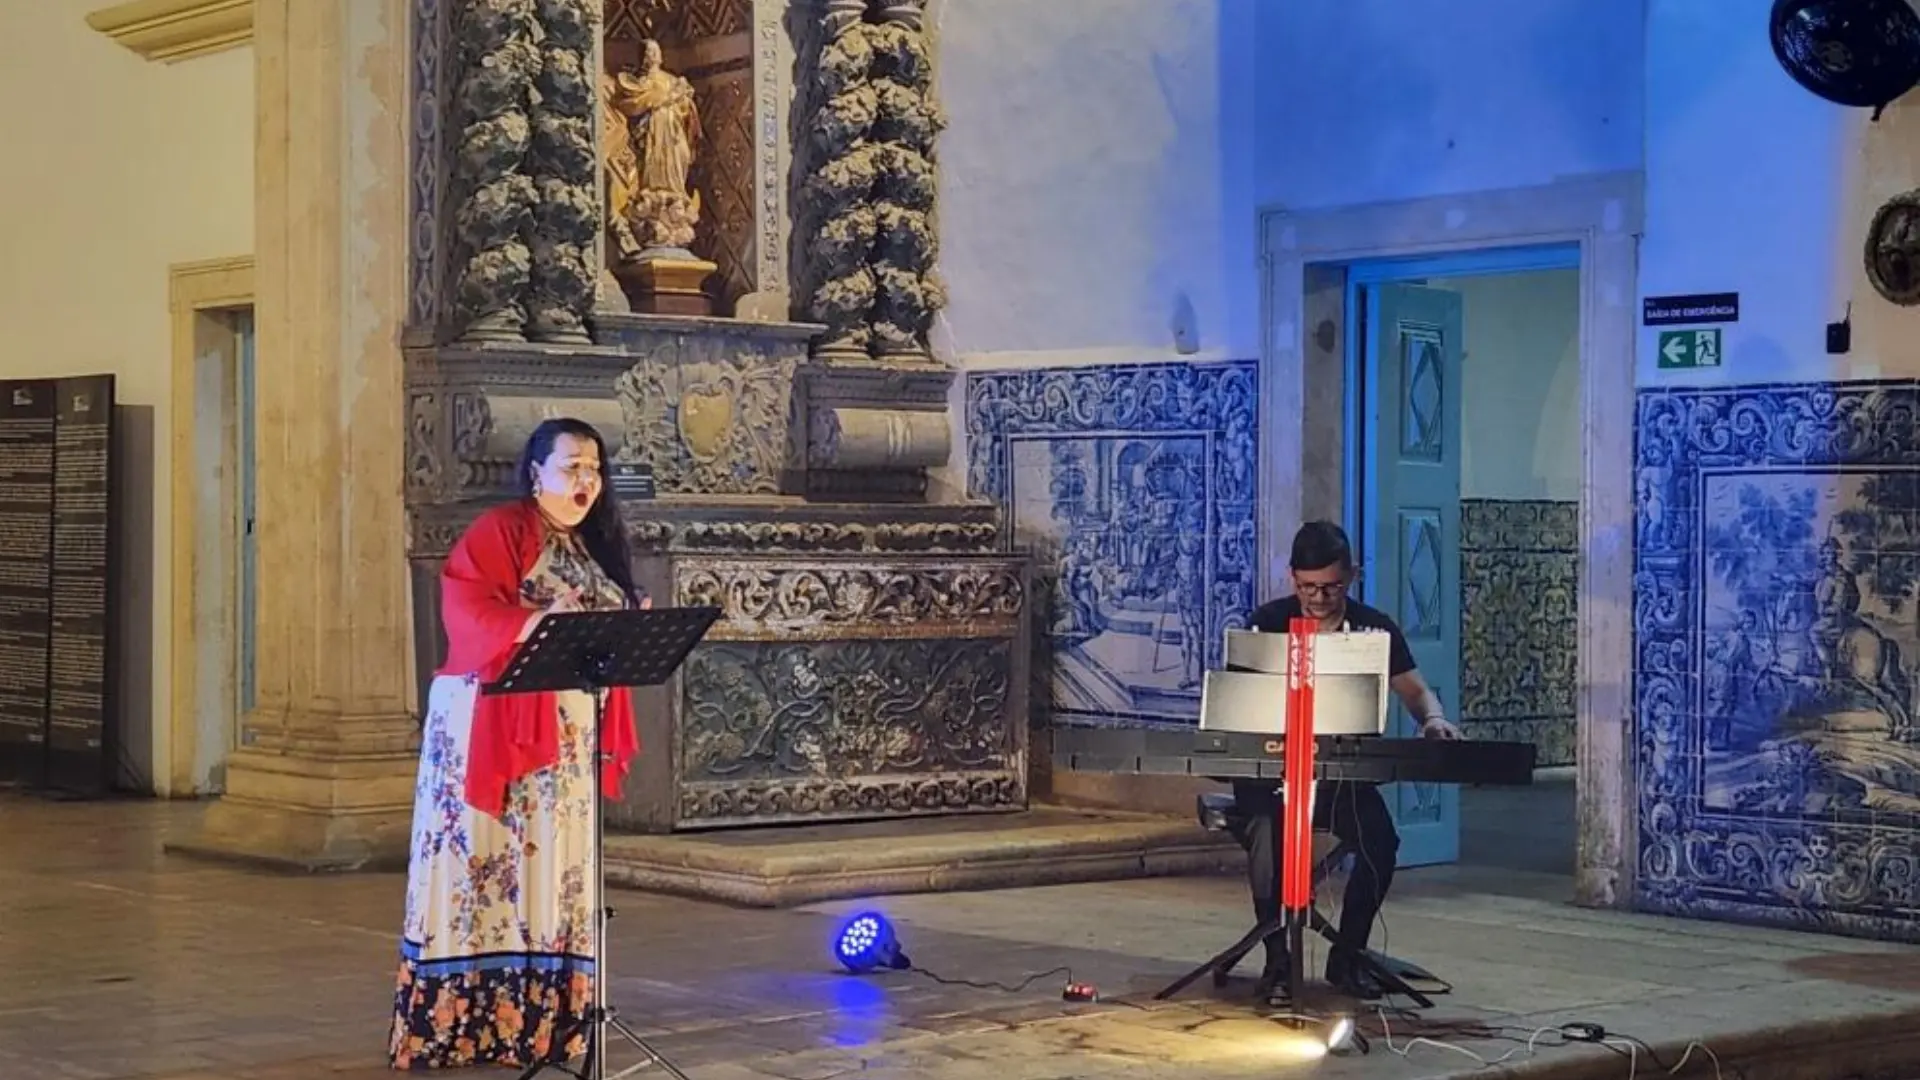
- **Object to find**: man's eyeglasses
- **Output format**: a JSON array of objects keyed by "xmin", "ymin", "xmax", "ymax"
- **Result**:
[{"xmin": 1293, "ymin": 580, "xmax": 1348, "ymax": 599}]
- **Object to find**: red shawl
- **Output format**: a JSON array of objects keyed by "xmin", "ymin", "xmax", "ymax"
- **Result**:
[{"xmin": 438, "ymin": 499, "xmax": 640, "ymax": 819}]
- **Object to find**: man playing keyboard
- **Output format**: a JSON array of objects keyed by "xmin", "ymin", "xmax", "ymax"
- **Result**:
[{"xmin": 1235, "ymin": 521, "xmax": 1461, "ymax": 1002}]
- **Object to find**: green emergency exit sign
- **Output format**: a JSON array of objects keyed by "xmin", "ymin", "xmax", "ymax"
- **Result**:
[{"xmin": 1657, "ymin": 328, "xmax": 1722, "ymax": 370}]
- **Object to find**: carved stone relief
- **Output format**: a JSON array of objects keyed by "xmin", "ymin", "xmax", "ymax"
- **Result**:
[
  {"xmin": 676, "ymin": 637, "xmax": 1021, "ymax": 827},
  {"xmin": 800, "ymin": 353, "xmax": 954, "ymax": 497},
  {"xmin": 404, "ymin": 387, "xmax": 621, "ymax": 497},
  {"xmin": 678, "ymin": 560, "xmax": 1025, "ymax": 639},
  {"xmin": 402, "ymin": 0, "xmax": 1034, "ymax": 840},
  {"xmin": 406, "ymin": 393, "xmax": 442, "ymax": 500},
  {"xmin": 409, "ymin": 0, "xmax": 449, "ymax": 337},
  {"xmin": 425, "ymin": 0, "xmax": 611, "ymax": 345},
  {"xmin": 404, "ymin": 342, "xmax": 633, "ymax": 502},
  {"xmin": 415, "ymin": 0, "xmax": 794, "ymax": 337},
  {"xmin": 606, "ymin": 0, "xmax": 750, "ymax": 41},
  {"xmin": 688, "ymin": 72, "xmax": 757, "ymax": 307},
  {"xmin": 751, "ymin": 0, "xmax": 788, "ymax": 311},
  {"xmin": 678, "ymin": 772, "xmax": 1022, "ymax": 827},
  {"xmin": 633, "ymin": 518, "xmax": 1000, "ymax": 555},
  {"xmin": 808, "ymin": 405, "xmax": 950, "ymax": 471},
  {"xmin": 611, "ymin": 333, "xmax": 799, "ymax": 495}
]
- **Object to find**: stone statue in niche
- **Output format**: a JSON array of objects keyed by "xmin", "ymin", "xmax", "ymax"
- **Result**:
[{"xmin": 601, "ymin": 39, "xmax": 718, "ymax": 315}]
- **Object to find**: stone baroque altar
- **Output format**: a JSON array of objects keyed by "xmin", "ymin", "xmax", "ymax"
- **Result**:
[{"xmin": 402, "ymin": 0, "xmax": 1030, "ymax": 832}]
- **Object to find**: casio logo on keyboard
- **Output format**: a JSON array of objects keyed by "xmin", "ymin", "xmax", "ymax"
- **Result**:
[{"xmin": 1263, "ymin": 739, "xmax": 1283, "ymax": 755}]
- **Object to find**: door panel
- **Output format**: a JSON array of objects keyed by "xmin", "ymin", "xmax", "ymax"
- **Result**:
[
  {"xmin": 1362, "ymin": 283, "xmax": 1464, "ymax": 868},
  {"xmin": 236, "ymin": 313, "xmax": 258, "ymax": 742}
]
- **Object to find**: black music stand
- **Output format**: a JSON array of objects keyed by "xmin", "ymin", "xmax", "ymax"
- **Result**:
[
  {"xmin": 1153, "ymin": 782, "xmax": 1437, "ymax": 1010},
  {"xmin": 489, "ymin": 605, "xmax": 722, "ymax": 1080}
]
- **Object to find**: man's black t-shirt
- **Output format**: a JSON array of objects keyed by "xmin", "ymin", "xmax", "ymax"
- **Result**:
[{"xmin": 1246, "ymin": 595, "xmax": 1417, "ymax": 678}]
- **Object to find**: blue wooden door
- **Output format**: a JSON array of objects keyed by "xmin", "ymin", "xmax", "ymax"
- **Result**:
[{"xmin": 1361, "ymin": 283, "xmax": 1464, "ymax": 868}]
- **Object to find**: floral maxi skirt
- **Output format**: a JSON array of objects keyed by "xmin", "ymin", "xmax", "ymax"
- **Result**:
[{"xmin": 388, "ymin": 674, "xmax": 599, "ymax": 1070}]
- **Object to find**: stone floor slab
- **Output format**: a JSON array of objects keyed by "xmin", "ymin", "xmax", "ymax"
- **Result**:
[
  {"xmin": 601, "ymin": 806, "xmax": 1242, "ymax": 906},
  {"xmin": 8, "ymin": 793, "xmax": 1920, "ymax": 1080}
]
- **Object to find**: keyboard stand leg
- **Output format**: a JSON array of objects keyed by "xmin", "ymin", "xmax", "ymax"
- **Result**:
[
  {"xmin": 1153, "ymin": 916, "xmax": 1286, "ymax": 1001},
  {"xmin": 1156, "ymin": 809, "xmax": 1354, "ymax": 1002}
]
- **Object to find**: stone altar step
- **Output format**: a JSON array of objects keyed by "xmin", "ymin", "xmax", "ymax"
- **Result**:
[{"xmin": 602, "ymin": 805, "xmax": 1242, "ymax": 907}]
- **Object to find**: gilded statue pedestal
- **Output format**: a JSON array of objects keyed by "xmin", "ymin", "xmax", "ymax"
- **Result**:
[{"xmin": 614, "ymin": 251, "xmax": 718, "ymax": 317}]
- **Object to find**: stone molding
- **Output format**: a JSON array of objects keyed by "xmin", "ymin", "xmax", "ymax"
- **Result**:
[
  {"xmin": 166, "ymin": 255, "xmax": 255, "ymax": 798},
  {"xmin": 1258, "ymin": 172, "xmax": 1643, "ymax": 909},
  {"xmin": 86, "ymin": 0, "xmax": 253, "ymax": 62}
]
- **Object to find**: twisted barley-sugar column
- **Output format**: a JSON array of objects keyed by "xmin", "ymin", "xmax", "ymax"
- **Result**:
[
  {"xmin": 804, "ymin": 0, "xmax": 883, "ymax": 360},
  {"xmin": 865, "ymin": 0, "xmax": 945, "ymax": 360},
  {"xmin": 449, "ymin": 0, "xmax": 540, "ymax": 343},
  {"xmin": 525, "ymin": 0, "xmax": 600, "ymax": 344}
]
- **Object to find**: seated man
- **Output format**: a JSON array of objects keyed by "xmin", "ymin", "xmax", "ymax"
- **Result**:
[{"xmin": 1234, "ymin": 521, "xmax": 1460, "ymax": 1001}]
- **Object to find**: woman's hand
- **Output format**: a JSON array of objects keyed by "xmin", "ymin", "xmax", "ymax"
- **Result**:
[{"xmin": 518, "ymin": 587, "xmax": 583, "ymax": 640}]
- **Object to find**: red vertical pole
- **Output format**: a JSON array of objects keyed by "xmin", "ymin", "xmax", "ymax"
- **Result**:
[
  {"xmin": 1295, "ymin": 622, "xmax": 1317, "ymax": 910},
  {"xmin": 1282, "ymin": 618, "xmax": 1317, "ymax": 912}
]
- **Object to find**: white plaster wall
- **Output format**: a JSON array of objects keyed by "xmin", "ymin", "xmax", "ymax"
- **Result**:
[
  {"xmin": 1837, "ymin": 97, "xmax": 1920, "ymax": 376},
  {"xmin": 1429, "ymin": 271, "xmax": 1583, "ymax": 503},
  {"xmin": 1638, "ymin": 0, "xmax": 1920, "ymax": 384},
  {"xmin": 936, "ymin": 0, "xmax": 1644, "ymax": 374},
  {"xmin": 1248, "ymin": 0, "xmax": 1643, "ymax": 210},
  {"xmin": 1241, "ymin": 0, "xmax": 1643, "ymax": 364},
  {"xmin": 1638, "ymin": 0, "xmax": 1857, "ymax": 386},
  {"xmin": 937, "ymin": 0, "xmax": 1643, "ymax": 493},
  {"xmin": 0, "ymin": 2, "xmax": 255, "ymax": 793},
  {"xmin": 934, "ymin": 0, "xmax": 1240, "ymax": 366}
]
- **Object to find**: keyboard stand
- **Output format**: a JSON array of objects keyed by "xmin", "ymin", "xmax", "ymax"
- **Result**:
[{"xmin": 1154, "ymin": 803, "xmax": 1441, "ymax": 1009}]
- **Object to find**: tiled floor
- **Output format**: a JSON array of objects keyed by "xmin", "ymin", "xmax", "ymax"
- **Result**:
[{"xmin": 5, "ymin": 788, "xmax": 1920, "ymax": 1080}]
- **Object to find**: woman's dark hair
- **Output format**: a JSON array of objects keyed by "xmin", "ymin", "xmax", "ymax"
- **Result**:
[
  {"xmin": 516, "ymin": 418, "xmax": 641, "ymax": 604},
  {"xmin": 1289, "ymin": 520, "xmax": 1355, "ymax": 573}
]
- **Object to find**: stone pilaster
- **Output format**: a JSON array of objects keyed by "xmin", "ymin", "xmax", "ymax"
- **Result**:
[{"xmin": 177, "ymin": 0, "xmax": 419, "ymax": 871}]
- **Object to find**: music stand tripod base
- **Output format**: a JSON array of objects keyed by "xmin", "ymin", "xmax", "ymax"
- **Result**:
[
  {"xmin": 485, "ymin": 606, "xmax": 721, "ymax": 1080},
  {"xmin": 1152, "ymin": 814, "xmax": 1438, "ymax": 1010}
]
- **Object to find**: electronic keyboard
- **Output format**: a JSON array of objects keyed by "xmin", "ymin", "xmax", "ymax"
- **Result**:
[{"xmin": 1052, "ymin": 726, "xmax": 1537, "ymax": 786}]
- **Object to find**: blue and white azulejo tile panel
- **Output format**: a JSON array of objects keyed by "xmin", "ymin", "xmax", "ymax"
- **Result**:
[
  {"xmin": 1636, "ymin": 380, "xmax": 1920, "ymax": 939},
  {"xmin": 964, "ymin": 360, "xmax": 1259, "ymax": 728}
]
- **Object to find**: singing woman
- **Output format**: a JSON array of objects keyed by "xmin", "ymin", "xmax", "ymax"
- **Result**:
[{"xmin": 389, "ymin": 418, "xmax": 648, "ymax": 1070}]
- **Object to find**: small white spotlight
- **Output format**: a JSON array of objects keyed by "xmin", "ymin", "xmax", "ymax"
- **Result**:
[{"xmin": 1326, "ymin": 1015, "xmax": 1369, "ymax": 1055}]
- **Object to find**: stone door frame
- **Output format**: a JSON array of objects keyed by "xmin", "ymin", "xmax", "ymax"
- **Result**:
[{"xmin": 1255, "ymin": 171, "xmax": 1643, "ymax": 908}]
